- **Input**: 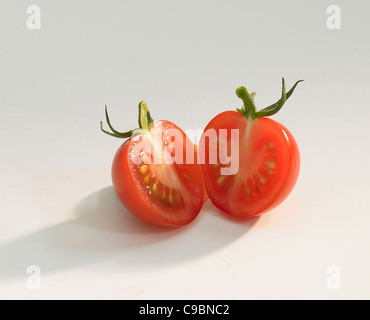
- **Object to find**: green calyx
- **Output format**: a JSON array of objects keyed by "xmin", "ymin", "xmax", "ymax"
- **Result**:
[
  {"xmin": 100, "ymin": 101, "xmax": 154, "ymax": 138},
  {"xmin": 235, "ymin": 78, "xmax": 304, "ymax": 120}
]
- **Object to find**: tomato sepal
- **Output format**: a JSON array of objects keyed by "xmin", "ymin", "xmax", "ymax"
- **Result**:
[
  {"xmin": 100, "ymin": 101, "xmax": 153, "ymax": 139},
  {"xmin": 236, "ymin": 78, "xmax": 304, "ymax": 120}
]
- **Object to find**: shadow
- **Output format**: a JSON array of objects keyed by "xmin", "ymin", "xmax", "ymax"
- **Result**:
[{"xmin": 0, "ymin": 187, "xmax": 258, "ymax": 282}]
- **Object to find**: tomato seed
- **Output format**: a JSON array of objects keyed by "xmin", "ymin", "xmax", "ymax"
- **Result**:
[
  {"xmin": 265, "ymin": 161, "xmax": 276, "ymax": 169},
  {"xmin": 217, "ymin": 176, "xmax": 226, "ymax": 185},
  {"xmin": 139, "ymin": 165, "xmax": 148, "ymax": 175}
]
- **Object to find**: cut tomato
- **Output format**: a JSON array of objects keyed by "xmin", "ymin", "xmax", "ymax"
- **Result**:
[
  {"xmin": 102, "ymin": 102, "xmax": 205, "ymax": 227},
  {"xmin": 199, "ymin": 79, "xmax": 302, "ymax": 217}
]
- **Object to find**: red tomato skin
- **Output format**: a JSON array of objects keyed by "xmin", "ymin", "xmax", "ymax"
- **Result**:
[
  {"xmin": 262, "ymin": 120, "xmax": 300, "ymax": 214},
  {"xmin": 200, "ymin": 111, "xmax": 300, "ymax": 218},
  {"xmin": 112, "ymin": 120, "xmax": 205, "ymax": 227}
]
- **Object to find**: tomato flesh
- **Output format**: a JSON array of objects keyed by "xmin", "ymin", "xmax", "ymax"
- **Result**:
[
  {"xmin": 200, "ymin": 111, "xmax": 300, "ymax": 217},
  {"xmin": 112, "ymin": 120, "xmax": 205, "ymax": 227}
]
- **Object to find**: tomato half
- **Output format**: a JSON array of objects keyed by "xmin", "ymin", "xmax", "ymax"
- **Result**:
[
  {"xmin": 199, "ymin": 79, "xmax": 302, "ymax": 217},
  {"xmin": 102, "ymin": 102, "xmax": 205, "ymax": 227}
]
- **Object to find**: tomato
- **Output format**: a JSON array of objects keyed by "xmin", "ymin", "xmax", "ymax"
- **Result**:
[
  {"xmin": 101, "ymin": 102, "xmax": 205, "ymax": 227},
  {"xmin": 199, "ymin": 79, "xmax": 302, "ymax": 218}
]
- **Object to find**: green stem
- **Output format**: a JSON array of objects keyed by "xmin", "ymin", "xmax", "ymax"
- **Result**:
[
  {"xmin": 235, "ymin": 86, "xmax": 257, "ymax": 120},
  {"xmin": 138, "ymin": 101, "xmax": 154, "ymax": 131},
  {"xmin": 100, "ymin": 101, "xmax": 154, "ymax": 139},
  {"xmin": 236, "ymin": 78, "xmax": 304, "ymax": 120}
]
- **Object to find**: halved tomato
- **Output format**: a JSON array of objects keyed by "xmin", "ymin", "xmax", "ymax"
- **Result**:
[
  {"xmin": 199, "ymin": 79, "xmax": 302, "ymax": 217},
  {"xmin": 101, "ymin": 102, "xmax": 205, "ymax": 227}
]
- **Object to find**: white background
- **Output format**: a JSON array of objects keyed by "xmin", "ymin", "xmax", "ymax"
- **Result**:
[{"xmin": 0, "ymin": 0, "xmax": 369, "ymax": 299}]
